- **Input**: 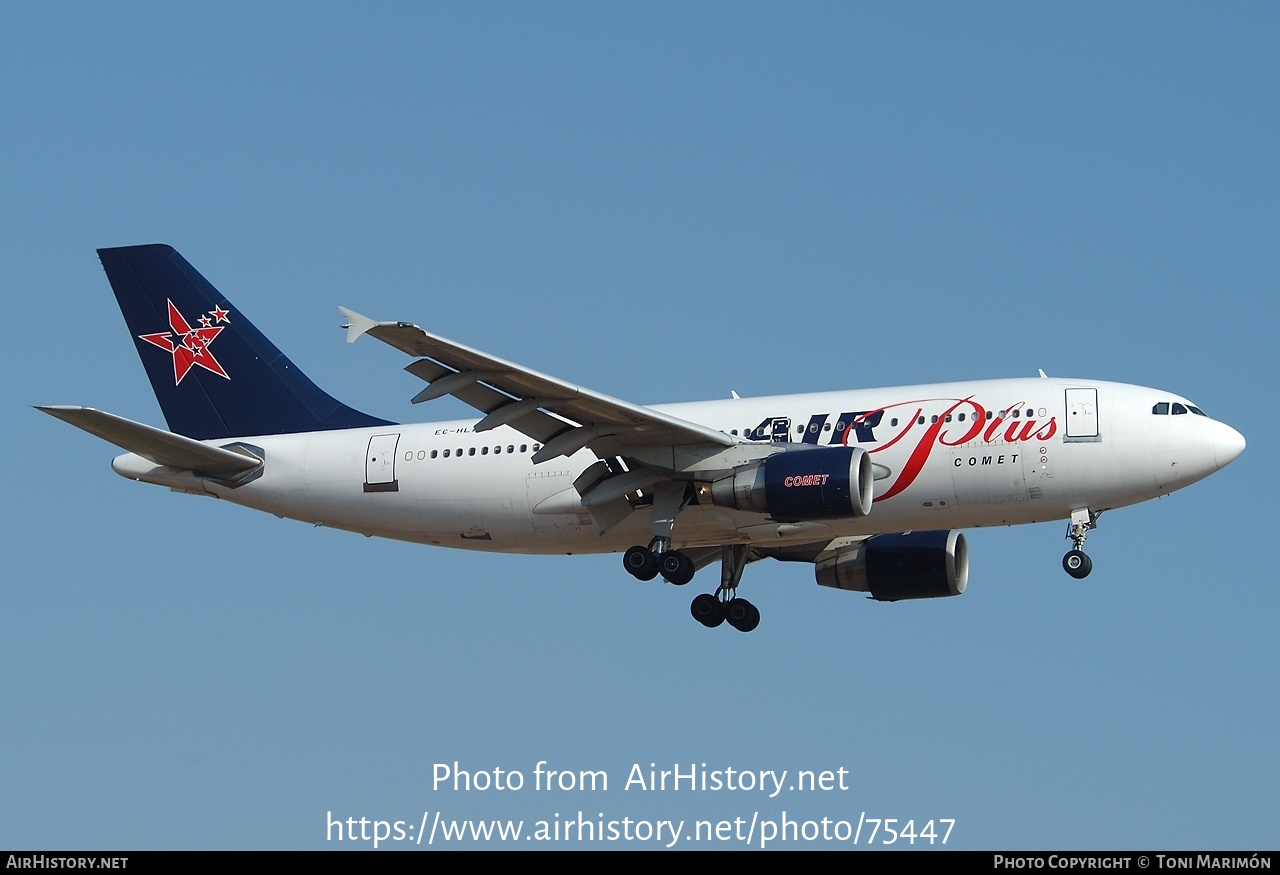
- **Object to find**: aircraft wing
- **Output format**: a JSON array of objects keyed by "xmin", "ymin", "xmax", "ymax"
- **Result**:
[{"xmin": 339, "ymin": 308, "xmax": 736, "ymax": 463}]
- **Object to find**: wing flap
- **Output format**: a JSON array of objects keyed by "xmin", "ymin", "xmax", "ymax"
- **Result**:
[
  {"xmin": 37, "ymin": 406, "xmax": 262, "ymax": 474},
  {"xmin": 403, "ymin": 359, "xmax": 574, "ymax": 443}
]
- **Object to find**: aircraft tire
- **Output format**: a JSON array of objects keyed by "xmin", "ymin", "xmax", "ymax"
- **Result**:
[
  {"xmin": 660, "ymin": 550, "xmax": 695, "ymax": 586},
  {"xmin": 690, "ymin": 593, "xmax": 725, "ymax": 627},
  {"xmin": 623, "ymin": 546, "xmax": 659, "ymax": 581},
  {"xmin": 1063, "ymin": 549, "xmax": 1092, "ymax": 579},
  {"xmin": 725, "ymin": 598, "xmax": 760, "ymax": 633}
]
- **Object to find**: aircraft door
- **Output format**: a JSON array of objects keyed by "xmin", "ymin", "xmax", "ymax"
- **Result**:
[
  {"xmin": 364, "ymin": 433, "xmax": 400, "ymax": 492},
  {"xmin": 1064, "ymin": 389, "xmax": 1100, "ymax": 442}
]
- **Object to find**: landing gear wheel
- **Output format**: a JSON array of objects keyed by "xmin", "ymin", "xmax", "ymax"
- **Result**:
[
  {"xmin": 725, "ymin": 598, "xmax": 760, "ymax": 633},
  {"xmin": 1063, "ymin": 509, "xmax": 1100, "ymax": 580},
  {"xmin": 690, "ymin": 593, "xmax": 725, "ymax": 627},
  {"xmin": 623, "ymin": 546, "xmax": 658, "ymax": 581},
  {"xmin": 1063, "ymin": 549, "xmax": 1092, "ymax": 579},
  {"xmin": 660, "ymin": 550, "xmax": 695, "ymax": 586}
]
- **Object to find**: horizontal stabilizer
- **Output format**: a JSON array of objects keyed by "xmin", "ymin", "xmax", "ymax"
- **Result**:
[{"xmin": 37, "ymin": 406, "xmax": 261, "ymax": 475}]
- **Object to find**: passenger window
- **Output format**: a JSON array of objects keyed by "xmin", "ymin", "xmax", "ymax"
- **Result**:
[
  {"xmin": 508, "ymin": 445, "xmax": 515, "ymax": 453},
  {"xmin": 443, "ymin": 449, "xmax": 450, "ymax": 458},
  {"xmin": 469, "ymin": 447, "xmax": 476, "ymax": 456},
  {"xmin": 1153, "ymin": 403, "xmax": 1169, "ymax": 415},
  {"xmin": 431, "ymin": 450, "xmax": 439, "ymax": 459}
]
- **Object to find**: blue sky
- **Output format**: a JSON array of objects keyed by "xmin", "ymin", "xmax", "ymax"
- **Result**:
[{"xmin": 3, "ymin": 3, "xmax": 1276, "ymax": 849}]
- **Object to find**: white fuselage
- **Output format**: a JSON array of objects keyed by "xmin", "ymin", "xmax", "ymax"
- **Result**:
[{"xmin": 112, "ymin": 377, "xmax": 1244, "ymax": 554}]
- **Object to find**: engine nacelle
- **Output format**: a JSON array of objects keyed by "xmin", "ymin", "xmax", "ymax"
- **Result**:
[
  {"xmin": 815, "ymin": 530, "xmax": 968, "ymax": 601},
  {"xmin": 711, "ymin": 446, "xmax": 874, "ymax": 521}
]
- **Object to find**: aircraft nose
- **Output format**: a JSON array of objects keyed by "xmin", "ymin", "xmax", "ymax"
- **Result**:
[{"xmin": 1213, "ymin": 422, "xmax": 1246, "ymax": 470}]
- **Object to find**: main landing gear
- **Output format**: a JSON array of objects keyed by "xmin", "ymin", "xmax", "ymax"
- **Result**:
[
  {"xmin": 1062, "ymin": 508, "xmax": 1102, "ymax": 580},
  {"xmin": 621, "ymin": 541, "xmax": 760, "ymax": 632},
  {"xmin": 690, "ymin": 545, "xmax": 759, "ymax": 633},
  {"xmin": 623, "ymin": 481, "xmax": 761, "ymax": 631},
  {"xmin": 622, "ymin": 542, "xmax": 694, "ymax": 586},
  {"xmin": 621, "ymin": 481, "xmax": 697, "ymax": 587},
  {"xmin": 690, "ymin": 593, "xmax": 759, "ymax": 632}
]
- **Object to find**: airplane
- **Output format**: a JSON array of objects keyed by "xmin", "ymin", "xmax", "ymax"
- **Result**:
[{"xmin": 40, "ymin": 244, "xmax": 1246, "ymax": 632}]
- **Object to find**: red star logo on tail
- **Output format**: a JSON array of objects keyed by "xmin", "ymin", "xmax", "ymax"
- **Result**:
[{"xmin": 139, "ymin": 299, "xmax": 232, "ymax": 385}]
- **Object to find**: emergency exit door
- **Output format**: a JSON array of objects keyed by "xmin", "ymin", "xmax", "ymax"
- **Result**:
[{"xmin": 364, "ymin": 433, "xmax": 401, "ymax": 492}]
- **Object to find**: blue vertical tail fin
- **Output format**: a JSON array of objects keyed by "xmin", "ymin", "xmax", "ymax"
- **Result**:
[{"xmin": 99, "ymin": 244, "xmax": 391, "ymax": 440}]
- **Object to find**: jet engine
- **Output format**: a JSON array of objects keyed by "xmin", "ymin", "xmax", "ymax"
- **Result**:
[
  {"xmin": 711, "ymin": 446, "xmax": 874, "ymax": 521},
  {"xmin": 815, "ymin": 530, "xmax": 968, "ymax": 601}
]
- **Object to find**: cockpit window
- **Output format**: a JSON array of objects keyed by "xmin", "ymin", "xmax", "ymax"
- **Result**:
[{"xmin": 1153, "ymin": 400, "xmax": 1210, "ymax": 417}]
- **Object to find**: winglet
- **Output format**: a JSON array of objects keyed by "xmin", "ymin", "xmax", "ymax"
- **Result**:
[{"xmin": 338, "ymin": 307, "xmax": 379, "ymax": 344}]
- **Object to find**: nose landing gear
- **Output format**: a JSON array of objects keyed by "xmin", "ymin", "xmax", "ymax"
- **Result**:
[
  {"xmin": 1063, "ymin": 508, "xmax": 1102, "ymax": 579},
  {"xmin": 1063, "ymin": 549, "xmax": 1092, "ymax": 579}
]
